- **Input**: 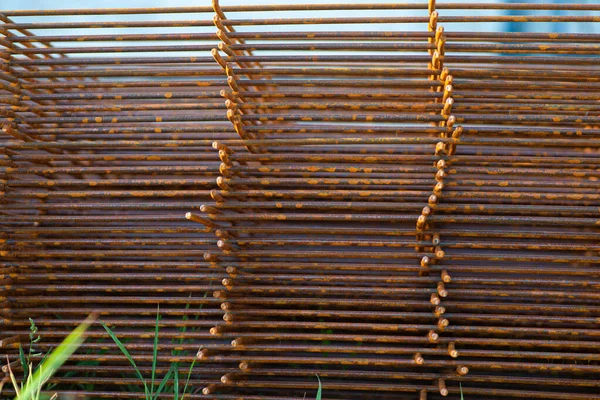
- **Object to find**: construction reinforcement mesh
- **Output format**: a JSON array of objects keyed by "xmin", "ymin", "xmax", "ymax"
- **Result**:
[{"xmin": 1, "ymin": 1, "xmax": 599, "ymax": 399}]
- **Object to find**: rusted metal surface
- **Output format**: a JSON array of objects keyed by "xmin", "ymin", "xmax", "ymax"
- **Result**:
[{"xmin": 1, "ymin": 1, "xmax": 599, "ymax": 399}]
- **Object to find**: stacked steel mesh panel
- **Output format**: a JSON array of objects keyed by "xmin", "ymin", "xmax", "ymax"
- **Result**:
[
  {"xmin": 0, "ymin": 5, "xmax": 239, "ymax": 397},
  {"xmin": 1, "ymin": 1, "xmax": 600, "ymax": 399}
]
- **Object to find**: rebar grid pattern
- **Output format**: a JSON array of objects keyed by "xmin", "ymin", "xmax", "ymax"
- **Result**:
[{"xmin": 1, "ymin": 1, "xmax": 600, "ymax": 399}]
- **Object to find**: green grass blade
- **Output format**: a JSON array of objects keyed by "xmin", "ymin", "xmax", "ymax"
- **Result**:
[
  {"xmin": 17, "ymin": 314, "xmax": 96, "ymax": 400},
  {"xmin": 18, "ymin": 345, "xmax": 28, "ymax": 382},
  {"xmin": 180, "ymin": 355, "xmax": 197, "ymax": 399},
  {"xmin": 152, "ymin": 364, "xmax": 173, "ymax": 400},
  {"xmin": 100, "ymin": 321, "xmax": 148, "ymax": 396},
  {"xmin": 37, "ymin": 349, "xmax": 51, "ymax": 371},
  {"xmin": 151, "ymin": 306, "xmax": 160, "ymax": 398},
  {"xmin": 173, "ymin": 364, "xmax": 179, "ymax": 400},
  {"xmin": 460, "ymin": 383, "xmax": 464, "ymax": 400},
  {"xmin": 34, "ymin": 365, "xmax": 42, "ymax": 400},
  {"xmin": 315, "ymin": 374, "xmax": 322, "ymax": 400}
]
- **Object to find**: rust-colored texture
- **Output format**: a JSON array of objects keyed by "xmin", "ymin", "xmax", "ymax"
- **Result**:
[{"xmin": 1, "ymin": 1, "xmax": 599, "ymax": 399}]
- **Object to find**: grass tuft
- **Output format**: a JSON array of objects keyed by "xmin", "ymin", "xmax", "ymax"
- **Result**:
[
  {"xmin": 101, "ymin": 305, "xmax": 199, "ymax": 400},
  {"xmin": 8, "ymin": 313, "xmax": 96, "ymax": 400}
]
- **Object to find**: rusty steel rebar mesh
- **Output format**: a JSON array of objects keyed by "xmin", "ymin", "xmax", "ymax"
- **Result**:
[
  {"xmin": 0, "ymin": 2, "xmax": 237, "ymax": 397},
  {"xmin": 0, "ymin": 1, "xmax": 599, "ymax": 399}
]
